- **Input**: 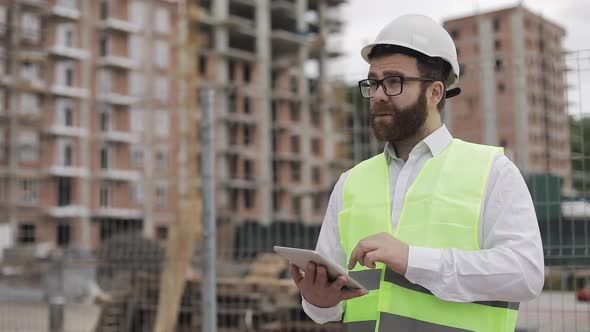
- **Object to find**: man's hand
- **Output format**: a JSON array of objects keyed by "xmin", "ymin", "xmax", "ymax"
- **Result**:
[
  {"xmin": 348, "ymin": 233, "xmax": 409, "ymax": 275},
  {"xmin": 290, "ymin": 263, "xmax": 368, "ymax": 308}
]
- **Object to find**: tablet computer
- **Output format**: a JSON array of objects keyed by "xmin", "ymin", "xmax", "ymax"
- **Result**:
[{"xmin": 273, "ymin": 245, "xmax": 366, "ymax": 291}]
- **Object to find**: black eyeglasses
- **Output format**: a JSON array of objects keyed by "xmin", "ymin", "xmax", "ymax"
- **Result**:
[{"xmin": 358, "ymin": 75, "xmax": 435, "ymax": 98}]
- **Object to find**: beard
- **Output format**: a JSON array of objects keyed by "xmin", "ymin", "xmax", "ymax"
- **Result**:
[{"xmin": 369, "ymin": 87, "xmax": 428, "ymax": 143}]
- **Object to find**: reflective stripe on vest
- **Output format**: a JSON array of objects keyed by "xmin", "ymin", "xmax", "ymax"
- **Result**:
[
  {"xmin": 349, "ymin": 269, "xmax": 382, "ymax": 291},
  {"xmin": 339, "ymin": 139, "xmax": 518, "ymax": 332},
  {"xmin": 343, "ymin": 312, "xmax": 473, "ymax": 332},
  {"xmin": 350, "ymin": 268, "xmax": 519, "ymax": 309},
  {"xmin": 383, "ymin": 268, "xmax": 520, "ymax": 310}
]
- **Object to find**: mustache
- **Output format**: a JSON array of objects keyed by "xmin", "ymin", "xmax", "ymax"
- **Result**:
[{"xmin": 370, "ymin": 103, "xmax": 401, "ymax": 116}]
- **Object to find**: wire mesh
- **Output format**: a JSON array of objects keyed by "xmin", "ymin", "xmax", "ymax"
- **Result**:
[{"xmin": 1, "ymin": 0, "xmax": 590, "ymax": 331}]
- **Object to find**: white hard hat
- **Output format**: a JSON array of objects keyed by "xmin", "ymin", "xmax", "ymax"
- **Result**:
[{"xmin": 361, "ymin": 14, "xmax": 461, "ymax": 97}]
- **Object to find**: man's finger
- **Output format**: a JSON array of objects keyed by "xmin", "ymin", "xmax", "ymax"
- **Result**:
[
  {"xmin": 341, "ymin": 288, "xmax": 369, "ymax": 301},
  {"xmin": 348, "ymin": 246, "xmax": 364, "ymax": 270},
  {"xmin": 359, "ymin": 254, "xmax": 366, "ymax": 267},
  {"xmin": 305, "ymin": 262, "xmax": 317, "ymax": 284},
  {"xmin": 316, "ymin": 265, "xmax": 329, "ymax": 287},
  {"xmin": 290, "ymin": 264, "xmax": 304, "ymax": 284},
  {"xmin": 364, "ymin": 251, "xmax": 378, "ymax": 269},
  {"xmin": 330, "ymin": 276, "xmax": 347, "ymax": 291}
]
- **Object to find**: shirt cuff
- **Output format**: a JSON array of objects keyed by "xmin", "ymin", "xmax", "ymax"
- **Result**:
[
  {"xmin": 301, "ymin": 296, "xmax": 343, "ymax": 324},
  {"xmin": 404, "ymin": 246, "xmax": 442, "ymax": 285}
]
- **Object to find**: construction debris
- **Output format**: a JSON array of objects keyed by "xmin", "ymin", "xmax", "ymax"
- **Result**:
[{"xmin": 93, "ymin": 252, "xmax": 342, "ymax": 332}]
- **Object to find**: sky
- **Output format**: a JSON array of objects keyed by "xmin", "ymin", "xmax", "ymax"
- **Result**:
[{"xmin": 329, "ymin": 0, "xmax": 590, "ymax": 81}]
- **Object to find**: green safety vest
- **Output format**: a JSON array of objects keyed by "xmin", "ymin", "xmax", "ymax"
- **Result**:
[{"xmin": 338, "ymin": 139, "xmax": 519, "ymax": 332}]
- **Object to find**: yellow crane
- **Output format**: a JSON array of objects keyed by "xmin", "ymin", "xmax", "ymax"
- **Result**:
[{"xmin": 153, "ymin": 1, "xmax": 202, "ymax": 331}]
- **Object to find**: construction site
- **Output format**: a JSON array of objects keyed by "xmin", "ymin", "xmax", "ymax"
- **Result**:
[
  {"xmin": 0, "ymin": 0, "xmax": 355, "ymax": 330},
  {"xmin": 0, "ymin": 0, "xmax": 590, "ymax": 331}
]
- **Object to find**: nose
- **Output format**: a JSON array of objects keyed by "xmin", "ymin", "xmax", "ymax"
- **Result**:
[{"xmin": 372, "ymin": 82, "xmax": 388, "ymax": 103}]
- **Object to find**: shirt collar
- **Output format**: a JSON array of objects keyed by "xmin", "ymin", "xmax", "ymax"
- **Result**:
[{"xmin": 384, "ymin": 125, "xmax": 453, "ymax": 163}]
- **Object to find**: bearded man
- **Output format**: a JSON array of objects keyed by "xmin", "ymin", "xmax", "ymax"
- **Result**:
[{"xmin": 290, "ymin": 14, "xmax": 544, "ymax": 332}]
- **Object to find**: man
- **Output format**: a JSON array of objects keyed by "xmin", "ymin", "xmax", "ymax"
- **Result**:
[{"xmin": 290, "ymin": 14, "xmax": 544, "ymax": 331}]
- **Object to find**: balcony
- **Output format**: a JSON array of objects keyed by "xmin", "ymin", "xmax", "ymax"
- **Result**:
[
  {"xmin": 271, "ymin": 55, "xmax": 299, "ymax": 69},
  {"xmin": 44, "ymin": 125, "xmax": 87, "ymax": 137},
  {"xmin": 50, "ymin": 84, "xmax": 90, "ymax": 99},
  {"xmin": 16, "ymin": 111, "xmax": 42, "ymax": 124},
  {"xmin": 233, "ymin": 0, "xmax": 256, "ymax": 7},
  {"xmin": 273, "ymin": 151, "xmax": 300, "ymax": 162},
  {"xmin": 308, "ymin": 0, "xmax": 347, "ymax": 10},
  {"xmin": 270, "ymin": 0, "xmax": 296, "ymax": 14},
  {"xmin": 219, "ymin": 112, "xmax": 257, "ymax": 125},
  {"xmin": 51, "ymin": 4, "xmax": 81, "ymax": 20},
  {"xmin": 18, "ymin": 50, "xmax": 46, "ymax": 63},
  {"xmin": 271, "ymin": 30, "xmax": 306, "ymax": 58},
  {"xmin": 271, "ymin": 30, "xmax": 306, "ymax": 45},
  {"xmin": 93, "ymin": 207, "xmax": 142, "ymax": 219},
  {"xmin": 19, "ymin": 78, "xmax": 47, "ymax": 92},
  {"xmin": 98, "ymin": 169, "xmax": 140, "ymax": 181},
  {"xmin": 272, "ymin": 210, "xmax": 298, "ymax": 222},
  {"xmin": 100, "ymin": 131, "xmax": 138, "ymax": 144},
  {"xmin": 49, "ymin": 45, "xmax": 89, "ymax": 60},
  {"xmin": 272, "ymin": 121, "xmax": 291, "ymax": 133},
  {"xmin": 21, "ymin": 0, "xmax": 47, "ymax": 9},
  {"xmin": 226, "ymin": 29, "xmax": 257, "ymax": 61},
  {"xmin": 223, "ymin": 48, "xmax": 258, "ymax": 62},
  {"xmin": 98, "ymin": 18, "xmax": 139, "ymax": 33},
  {"xmin": 46, "ymin": 165, "xmax": 88, "ymax": 177},
  {"xmin": 275, "ymin": 184, "xmax": 310, "ymax": 197},
  {"xmin": 271, "ymin": 89, "xmax": 298, "ymax": 101},
  {"xmin": 222, "ymin": 16, "xmax": 255, "ymax": 33},
  {"xmin": 47, "ymin": 205, "xmax": 89, "ymax": 218},
  {"xmin": 220, "ymin": 146, "xmax": 259, "ymax": 159},
  {"xmin": 97, "ymin": 93, "xmax": 137, "ymax": 106},
  {"xmin": 97, "ymin": 55, "xmax": 137, "ymax": 70},
  {"xmin": 221, "ymin": 178, "xmax": 258, "ymax": 190}
]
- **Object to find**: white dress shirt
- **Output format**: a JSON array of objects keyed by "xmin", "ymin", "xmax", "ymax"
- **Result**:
[{"xmin": 302, "ymin": 125, "xmax": 545, "ymax": 324}]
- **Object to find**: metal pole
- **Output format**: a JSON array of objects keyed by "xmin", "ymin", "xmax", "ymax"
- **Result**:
[
  {"xmin": 46, "ymin": 259, "xmax": 64, "ymax": 332},
  {"xmin": 48, "ymin": 295, "xmax": 65, "ymax": 332},
  {"xmin": 79, "ymin": 0, "xmax": 92, "ymax": 249},
  {"xmin": 7, "ymin": 0, "xmax": 21, "ymax": 248},
  {"xmin": 200, "ymin": 88, "xmax": 217, "ymax": 332}
]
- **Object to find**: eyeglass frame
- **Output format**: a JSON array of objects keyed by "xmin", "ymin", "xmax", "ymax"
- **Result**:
[{"xmin": 358, "ymin": 75, "xmax": 436, "ymax": 99}]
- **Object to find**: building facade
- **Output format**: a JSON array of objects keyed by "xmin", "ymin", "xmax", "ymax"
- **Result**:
[
  {"xmin": 189, "ymin": 0, "xmax": 349, "ymax": 257},
  {"xmin": 0, "ymin": 0, "xmax": 179, "ymax": 251},
  {"xmin": 0, "ymin": 0, "xmax": 351, "ymax": 253},
  {"xmin": 443, "ymin": 5, "xmax": 571, "ymax": 190}
]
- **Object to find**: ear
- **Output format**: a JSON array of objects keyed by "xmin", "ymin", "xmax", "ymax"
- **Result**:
[{"xmin": 428, "ymin": 81, "xmax": 445, "ymax": 107}]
